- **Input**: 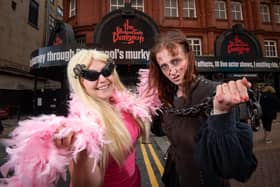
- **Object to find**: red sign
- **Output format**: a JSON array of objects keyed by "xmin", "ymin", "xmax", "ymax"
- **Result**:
[
  {"xmin": 53, "ymin": 35, "xmax": 63, "ymax": 46},
  {"xmin": 227, "ymin": 35, "xmax": 250, "ymax": 55},
  {"xmin": 112, "ymin": 19, "xmax": 144, "ymax": 44}
]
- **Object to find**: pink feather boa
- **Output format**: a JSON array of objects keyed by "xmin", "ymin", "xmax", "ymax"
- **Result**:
[
  {"xmin": 0, "ymin": 76, "xmax": 161, "ymax": 187},
  {"xmin": 136, "ymin": 69, "xmax": 161, "ymax": 115}
]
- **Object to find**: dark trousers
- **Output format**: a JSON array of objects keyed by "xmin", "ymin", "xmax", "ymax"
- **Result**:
[{"xmin": 262, "ymin": 117, "xmax": 273, "ymax": 131}]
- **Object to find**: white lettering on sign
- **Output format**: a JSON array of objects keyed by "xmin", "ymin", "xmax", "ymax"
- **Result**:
[
  {"xmin": 30, "ymin": 54, "xmax": 46, "ymax": 66},
  {"xmin": 125, "ymin": 49, "xmax": 150, "ymax": 60},
  {"xmin": 228, "ymin": 62, "xmax": 239, "ymax": 67},
  {"xmin": 255, "ymin": 62, "xmax": 271, "ymax": 68},
  {"xmin": 271, "ymin": 62, "xmax": 279, "ymax": 68},
  {"xmin": 30, "ymin": 48, "xmax": 82, "ymax": 67},
  {"xmin": 220, "ymin": 61, "xmax": 228, "ymax": 67},
  {"xmin": 233, "ymin": 74, "xmax": 258, "ymax": 78},
  {"xmin": 239, "ymin": 62, "xmax": 253, "ymax": 68},
  {"xmin": 197, "ymin": 61, "xmax": 214, "ymax": 68},
  {"xmin": 47, "ymin": 49, "xmax": 75, "ymax": 62},
  {"xmin": 214, "ymin": 61, "xmax": 220, "ymax": 67},
  {"xmin": 196, "ymin": 60, "xmax": 280, "ymax": 70},
  {"xmin": 104, "ymin": 49, "xmax": 150, "ymax": 60}
]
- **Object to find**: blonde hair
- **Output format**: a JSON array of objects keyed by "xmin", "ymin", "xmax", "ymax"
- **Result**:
[
  {"xmin": 67, "ymin": 49, "xmax": 143, "ymax": 168},
  {"xmin": 262, "ymin": 85, "xmax": 276, "ymax": 94}
]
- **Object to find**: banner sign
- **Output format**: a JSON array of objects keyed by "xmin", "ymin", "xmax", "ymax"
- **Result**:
[
  {"xmin": 210, "ymin": 24, "xmax": 280, "ymax": 72},
  {"xmin": 30, "ymin": 44, "xmax": 84, "ymax": 69},
  {"xmin": 30, "ymin": 44, "xmax": 151, "ymax": 68},
  {"xmin": 30, "ymin": 45, "xmax": 280, "ymax": 72},
  {"xmin": 196, "ymin": 56, "xmax": 280, "ymax": 72}
]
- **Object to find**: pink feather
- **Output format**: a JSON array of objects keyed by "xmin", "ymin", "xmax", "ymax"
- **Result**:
[
  {"xmin": 136, "ymin": 69, "xmax": 161, "ymax": 115},
  {"xmin": 0, "ymin": 82, "xmax": 160, "ymax": 187},
  {"xmin": 0, "ymin": 97, "xmax": 105, "ymax": 187}
]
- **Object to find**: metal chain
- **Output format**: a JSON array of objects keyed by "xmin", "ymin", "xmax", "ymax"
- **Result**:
[
  {"xmin": 162, "ymin": 96, "xmax": 213, "ymax": 117},
  {"xmin": 162, "ymin": 88, "xmax": 259, "ymax": 117}
]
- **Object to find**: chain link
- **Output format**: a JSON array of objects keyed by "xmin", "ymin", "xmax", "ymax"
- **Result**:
[
  {"xmin": 162, "ymin": 96, "xmax": 213, "ymax": 117},
  {"xmin": 162, "ymin": 89, "xmax": 259, "ymax": 118}
]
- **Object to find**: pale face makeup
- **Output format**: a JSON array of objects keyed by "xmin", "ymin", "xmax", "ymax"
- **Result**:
[
  {"xmin": 81, "ymin": 59, "xmax": 114, "ymax": 101},
  {"xmin": 156, "ymin": 45, "xmax": 188, "ymax": 87}
]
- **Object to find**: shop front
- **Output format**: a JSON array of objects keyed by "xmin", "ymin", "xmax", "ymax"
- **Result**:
[
  {"xmin": 196, "ymin": 24, "xmax": 280, "ymax": 94},
  {"xmin": 30, "ymin": 8, "xmax": 280, "ymax": 116},
  {"xmin": 30, "ymin": 5, "xmax": 159, "ymax": 115},
  {"xmin": 93, "ymin": 3, "xmax": 159, "ymax": 86}
]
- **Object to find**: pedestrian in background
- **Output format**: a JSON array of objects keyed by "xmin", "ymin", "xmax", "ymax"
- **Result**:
[
  {"xmin": 260, "ymin": 85, "xmax": 280, "ymax": 144},
  {"xmin": 148, "ymin": 30, "xmax": 257, "ymax": 187}
]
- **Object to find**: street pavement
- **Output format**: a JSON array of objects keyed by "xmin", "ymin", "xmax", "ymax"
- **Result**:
[
  {"xmin": 230, "ymin": 113, "xmax": 280, "ymax": 187},
  {"xmin": 152, "ymin": 113, "xmax": 280, "ymax": 187},
  {"xmin": 1, "ymin": 113, "xmax": 280, "ymax": 187}
]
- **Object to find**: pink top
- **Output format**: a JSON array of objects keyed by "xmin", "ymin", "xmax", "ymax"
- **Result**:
[{"xmin": 103, "ymin": 111, "xmax": 141, "ymax": 187}]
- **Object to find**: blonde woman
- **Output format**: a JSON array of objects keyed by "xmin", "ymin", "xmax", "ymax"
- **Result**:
[
  {"xmin": 0, "ymin": 49, "xmax": 159, "ymax": 187},
  {"xmin": 57, "ymin": 49, "xmax": 153, "ymax": 187}
]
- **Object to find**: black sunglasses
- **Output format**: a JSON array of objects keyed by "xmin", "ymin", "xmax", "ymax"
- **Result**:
[{"xmin": 74, "ymin": 62, "xmax": 115, "ymax": 81}]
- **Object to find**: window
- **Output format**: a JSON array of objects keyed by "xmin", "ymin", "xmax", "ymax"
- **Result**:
[
  {"xmin": 57, "ymin": 6, "xmax": 63, "ymax": 17},
  {"xmin": 76, "ymin": 36, "xmax": 86, "ymax": 45},
  {"xmin": 264, "ymin": 40, "xmax": 278, "ymax": 57},
  {"xmin": 274, "ymin": 5, "xmax": 280, "ymax": 24},
  {"xmin": 69, "ymin": 0, "xmax": 76, "ymax": 17},
  {"xmin": 231, "ymin": 1, "xmax": 243, "ymax": 21},
  {"xmin": 215, "ymin": 1, "xmax": 227, "ymax": 20},
  {"xmin": 183, "ymin": 0, "xmax": 196, "ymax": 18},
  {"xmin": 164, "ymin": 0, "xmax": 178, "ymax": 17},
  {"xmin": 260, "ymin": 4, "xmax": 271, "ymax": 23},
  {"xmin": 131, "ymin": 0, "xmax": 144, "ymax": 11},
  {"xmin": 187, "ymin": 38, "xmax": 202, "ymax": 56},
  {"xmin": 28, "ymin": 0, "xmax": 39, "ymax": 27},
  {"xmin": 110, "ymin": 0, "xmax": 124, "ymax": 11},
  {"xmin": 110, "ymin": 0, "xmax": 144, "ymax": 11}
]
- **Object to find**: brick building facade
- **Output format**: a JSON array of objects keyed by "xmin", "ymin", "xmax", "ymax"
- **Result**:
[{"xmin": 62, "ymin": 0, "xmax": 280, "ymax": 91}]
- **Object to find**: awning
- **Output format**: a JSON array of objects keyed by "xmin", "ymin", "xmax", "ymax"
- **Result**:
[
  {"xmin": 0, "ymin": 74, "xmax": 44, "ymax": 90},
  {"xmin": 0, "ymin": 68, "xmax": 60, "ymax": 90}
]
